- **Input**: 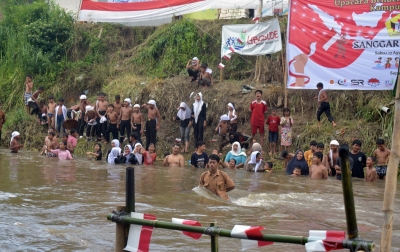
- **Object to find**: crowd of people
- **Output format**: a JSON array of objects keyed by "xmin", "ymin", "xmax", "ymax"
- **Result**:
[{"xmin": 2, "ymin": 73, "xmax": 391, "ymax": 200}]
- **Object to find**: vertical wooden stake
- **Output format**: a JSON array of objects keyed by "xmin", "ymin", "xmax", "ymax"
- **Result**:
[
  {"xmin": 380, "ymin": 75, "xmax": 400, "ymax": 252},
  {"xmin": 220, "ymin": 68, "xmax": 223, "ymax": 83},
  {"xmin": 115, "ymin": 205, "xmax": 126, "ymax": 252}
]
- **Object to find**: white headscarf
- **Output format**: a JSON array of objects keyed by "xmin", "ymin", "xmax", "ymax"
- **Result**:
[
  {"xmin": 124, "ymin": 145, "xmax": 133, "ymax": 163},
  {"xmin": 230, "ymin": 142, "xmax": 247, "ymax": 157},
  {"xmin": 227, "ymin": 103, "xmax": 237, "ymax": 122},
  {"xmin": 248, "ymin": 151, "xmax": 262, "ymax": 172},
  {"xmin": 134, "ymin": 143, "xmax": 143, "ymax": 165},
  {"xmin": 108, "ymin": 141, "xmax": 122, "ymax": 164},
  {"xmin": 124, "ymin": 98, "xmax": 132, "ymax": 108},
  {"xmin": 10, "ymin": 131, "xmax": 20, "ymax": 145},
  {"xmin": 329, "ymin": 140, "xmax": 340, "ymax": 167},
  {"xmin": 193, "ymin": 92, "xmax": 204, "ymax": 123},
  {"xmin": 177, "ymin": 102, "xmax": 192, "ymax": 121}
]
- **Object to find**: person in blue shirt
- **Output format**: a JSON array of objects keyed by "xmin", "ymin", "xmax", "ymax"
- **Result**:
[{"xmin": 224, "ymin": 141, "xmax": 247, "ymax": 169}]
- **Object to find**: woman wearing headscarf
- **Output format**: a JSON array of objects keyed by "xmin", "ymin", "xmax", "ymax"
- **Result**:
[
  {"xmin": 115, "ymin": 145, "xmax": 135, "ymax": 164},
  {"xmin": 174, "ymin": 102, "xmax": 192, "ymax": 153},
  {"xmin": 227, "ymin": 103, "xmax": 238, "ymax": 135},
  {"xmin": 245, "ymin": 151, "xmax": 265, "ymax": 172},
  {"xmin": 107, "ymin": 139, "xmax": 122, "ymax": 164},
  {"xmin": 224, "ymin": 142, "xmax": 247, "ymax": 168},
  {"xmin": 190, "ymin": 93, "xmax": 207, "ymax": 146},
  {"xmin": 131, "ymin": 143, "xmax": 144, "ymax": 165},
  {"xmin": 286, "ymin": 150, "xmax": 309, "ymax": 175}
]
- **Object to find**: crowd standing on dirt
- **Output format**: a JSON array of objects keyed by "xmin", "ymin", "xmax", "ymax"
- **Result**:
[{"xmin": 3, "ymin": 68, "xmax": 390, "ymax": 199}]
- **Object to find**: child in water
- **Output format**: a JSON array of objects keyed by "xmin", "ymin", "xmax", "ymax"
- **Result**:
[
  {"xmin": 50, "ymin": 141, "xmax": 73, "ymax": 160},
  {"xmin": 365, "ymin": 156, "xmax": 377, "ymax": 182},
  {"xmin": 264, "ymin": 161, "xmax": 273, "ymax": 173},
  {"xmin": 86, "ymin": 143, "xmax": 103, "ymax": 161},
  {"xmin": 143, "ymin": 143, "xmax": 157, "ymax": 165},
  {"xmin": 291, "ymin": 166, "xmax": 301, "ymax": 177},
  {"xmin": 10, "ymin": 131, "xmax": 23, "ymax": 153}
]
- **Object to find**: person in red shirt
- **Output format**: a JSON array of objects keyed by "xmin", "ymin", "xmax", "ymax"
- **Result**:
[
  {"xmin": 249, "ymin": 90, "xmax": 268, "ymax": 150},
  {"xmin": 266, "ymin": 108, "xmax": 280, "ymax": 156}
]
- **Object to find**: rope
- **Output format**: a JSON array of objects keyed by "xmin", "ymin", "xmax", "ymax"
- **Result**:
[
  {"xmin": 344, "ymin": 239, "xmax": 372, "ymax": 252},
  {"xmin": 204, "ymin": 226, "xmax": 220, "ymax": 236},
  {"xmin": 110, "ymin": 210, "xmax": 129, "ymax": 224}
]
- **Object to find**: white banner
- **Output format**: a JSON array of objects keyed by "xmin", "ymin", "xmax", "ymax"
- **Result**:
[
  {"xmin": 221, "ymin": 19, "xmax": 282, "ymax": 58},
  {"xmin": 286, "ymin": 0, "xmax": 399, "ymax": 90}
]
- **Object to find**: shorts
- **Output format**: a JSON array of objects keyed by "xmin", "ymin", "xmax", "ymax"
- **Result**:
[
  {"xmin": 376, "ymin": 165, "xmax": 387, "ymax": 179},
  {"xmin": 268, "ymin": 131, "xmax": 278, "ymax": 143},
  {"xmin": 251, "ymin": 125, "xmax": 265, "ymax": 135},
  {"xmin": 219, "ymin": 134, "xmax": 229, "ymax": 142},
  {"xmin": 24, "ymin": 93, "xmax": 32, "ymax": 105},
  {"xmin": 47, "ymin": 113, "xmax": 54, "ymax": 118}
]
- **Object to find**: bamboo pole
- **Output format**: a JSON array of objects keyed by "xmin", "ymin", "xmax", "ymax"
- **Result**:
[
  {"xmin": 339, "ymin": 144, "xmax": 358, "ymax": 239},
  {"xmin": 210, "ymin": 222, "xmax": 218, "ymax": 252},
  {"xmin": 380, "ymin": 74, "xmax": 400, "ymax": 252},
  {"xmin": 115, "ymin": 206, "xmax": 126, "ymax": 252},
  {"xmin": 220, "ymin": 68, "xmax": 223, "ymax": 83},
  {"xmin": 107, "ymin": 214, "xmax": 375, "ymax": 251}
]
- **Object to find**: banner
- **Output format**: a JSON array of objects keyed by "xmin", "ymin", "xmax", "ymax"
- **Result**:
[
  {"xmin": 221, "ymin": 19, "xmax": 282, "ymax": 58},
  {"xmin": 286, "ymin": 0, "xmax": 400, "ymax": 90}
]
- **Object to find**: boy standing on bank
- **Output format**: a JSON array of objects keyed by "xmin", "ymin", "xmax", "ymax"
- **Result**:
[
  {"xmin": 142, "ymin": 100, "xmax": 161, "ymax": 150},
  {"xmin": 315, "ymin": 82, "xmax": 337, "ymax": 127},
  {"xmin": 131, "ymin": 104, "xmax": 144, "ymax": 140},
  {"xmin": 266, "ymin": 108, "xmax": 280, "ymax": 156},
  {"xmin": 119, "ymin": 98, "xmax": 133, "ymax": 144},
  {"xmin": 24, "ymin": 75, "xmax": 33, "ymax": 113},
  {"xmin": 249, "ymin": 90, "xmax": 268, "ymax": 150},
  {"xmin": 47, "ymin": 96, "xmax": 56, "ymax": 129},
  {"xmin": 95, "ymin": 93, "xmax": 109, "ymax": 140}
]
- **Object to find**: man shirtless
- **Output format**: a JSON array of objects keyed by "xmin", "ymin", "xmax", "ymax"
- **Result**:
[
  {"xmin": 24, "ymin": 75, "xmax": 33, "ymax": 113},
  {"xmin": 113, "ymin": 95, "xmax": 122, "ymax": 116},
  {"xmin": 327, "ymin": 140, "xmax": 339, "ymax": 176},
  {"xmin": 131, "ymin": 104, "xmax": 144, "ymax": 139},
  {"xmin": 104, "ymin": 104, "xmax": 119, "ymax": 143},
  {"xmin": 47, "ymin": 96, "xmax": 56, "ymax": 129},
  {"xmin": 162, "ymin": 144, "xmax": 184, "ymax": 167},
  {"xmin": 119, "ymin": 98, "xmax": 133, "ymax": 144},
  {"xmin": 10, "ymin": 131, "xmax": 23, "ymax": 153},
  {"xmin": 314, "ymin": 83, "xmax": 336, "ymax": 127},
  {"xmin": 40, "ymin": 132, "xmax": 58, "ymax": 156},
  {"xmin": 310, "ymin": 152, "xmax": 328, "ymax": 180},
  {"xmin": 215, "ymin": 115, "xmax": 230, "ymax": 153},
  {"xmin": 38, "ymin": 100, "xmax": 48, "ymax": 126},
  {"xmin": 142, "ymin": 100, "xmax": 161, "ymax": 150},
  {"xmin": 75, "ymin": 95, "xmax": 90, "ymax": 138},
  {"xmin": 373, "ymin": 139, "xmax": 391, "ymax": 180},
  {"xmin": 95, "ymin": 93, "xmax": 108, "ymax": 140}
]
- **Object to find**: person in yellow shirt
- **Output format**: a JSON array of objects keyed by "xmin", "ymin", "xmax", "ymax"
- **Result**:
[{"xmin": 304, "ymin": 140, "xmax": 317, "ymax": 168}]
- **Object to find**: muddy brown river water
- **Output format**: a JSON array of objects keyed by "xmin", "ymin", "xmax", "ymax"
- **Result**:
[{"xmin": 0, "ymin": 149, "xmax": 399, "ymax": 251}]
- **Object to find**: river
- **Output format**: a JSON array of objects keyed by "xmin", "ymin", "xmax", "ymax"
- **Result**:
[{"xmin": 0, "ymin": 149, "xmax": 399, "ymax": 251}]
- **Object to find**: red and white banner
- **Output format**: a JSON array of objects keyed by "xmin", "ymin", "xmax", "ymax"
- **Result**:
[
  {"xmin": 286, "ymin": 0, "xmax": 400, "ymax": 90},
  {"xmin": 305, "ymin": 230, "xmax": 346, "ymax": 252},
  {"xmin": 221, "ymin": 19, "xmax": 282, "ymax": 58},
  {"xmin": 78, "ymin": 0, "xmax": 287, "ymax": 23},
  {"xmin": 171, "ymin": 218, "xmax": 202, "ymax": 240},
  {"xmin": 124, "ymin": 212, "xmax": 157, "ymax": 252},
  {"xmin": 230, "ymin": 225, "xmax": 273, "ymax": 250}
]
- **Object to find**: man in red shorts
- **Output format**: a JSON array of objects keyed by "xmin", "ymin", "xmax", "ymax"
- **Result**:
[{"xmin": 249, "ymin": 90, "xmax": 268, "ymax": 150}]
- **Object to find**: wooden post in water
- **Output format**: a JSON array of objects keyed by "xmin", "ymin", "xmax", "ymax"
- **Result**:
[
  {"xmin": 339, "ymin": 144, "xmax": 358, "ymax": 239},
  {"xmin": 210, "ymin": 222, "xmax": 218, "ymax": 252},
  {"xmin": 380, "ymin": 75, "xmax": 400, "ymax": 252},
  {"xmin": 115, "ymin": 205, "xmax": 126, "ymax": 252}
]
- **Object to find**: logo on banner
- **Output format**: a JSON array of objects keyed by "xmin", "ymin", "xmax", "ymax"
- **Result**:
[
  {"xmin": 385, "ymin": 79, "xmax": 395, "ymax": 86},
  {"xmin": 337, "ymin": 79, "xmax": 350, "ymax": 86},
  {"xmin": 351, "ymin": 80, "xmax": 364, "ymax": 86},
  {"xmin": 223, "ymin": 30, "xmax": 246, "ymax": 52},
  {"xmin": 367, "ymin": 78, "xmax": 380, "ymax": 87}
]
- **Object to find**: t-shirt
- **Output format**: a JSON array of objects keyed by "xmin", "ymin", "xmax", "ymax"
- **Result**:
[
  {"xmin": 50, "ymin": 149, "xmax": 73, "ymax": 160},
  {"xmin": 143, "ymin": 151, "xmax": 156, "ymax": 165},
  {"xmin": 224, "ymin": 152, "xmax": 247, "ymax": 165},
  {"xmin": 336, "ymin": 157, "xmax": 354, "ymax": 180},
  {"xmin": 250, "ymin": 100, "xmax": 267, "ymax": 126},
  {"xmin": 68, "ymin": 135, "xmax": 77, "ymax": 148},
  {"xmin": 191, "ymin": 152, "xmax": 209, "ymax": 168},
  {"xmin": 304, "ymin": 150, "xmax": 314, "ymax": 168},
  {"xmin": 349, "ymin": 151, "xmax": 366, "ymax": 178},
  {"xmin": 96, "ymin": 150, "xmax": 102, "ymax": 160},
  {"xmin": 266, "ymin": 115, "xmax": 280, "ymax": 132}
]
